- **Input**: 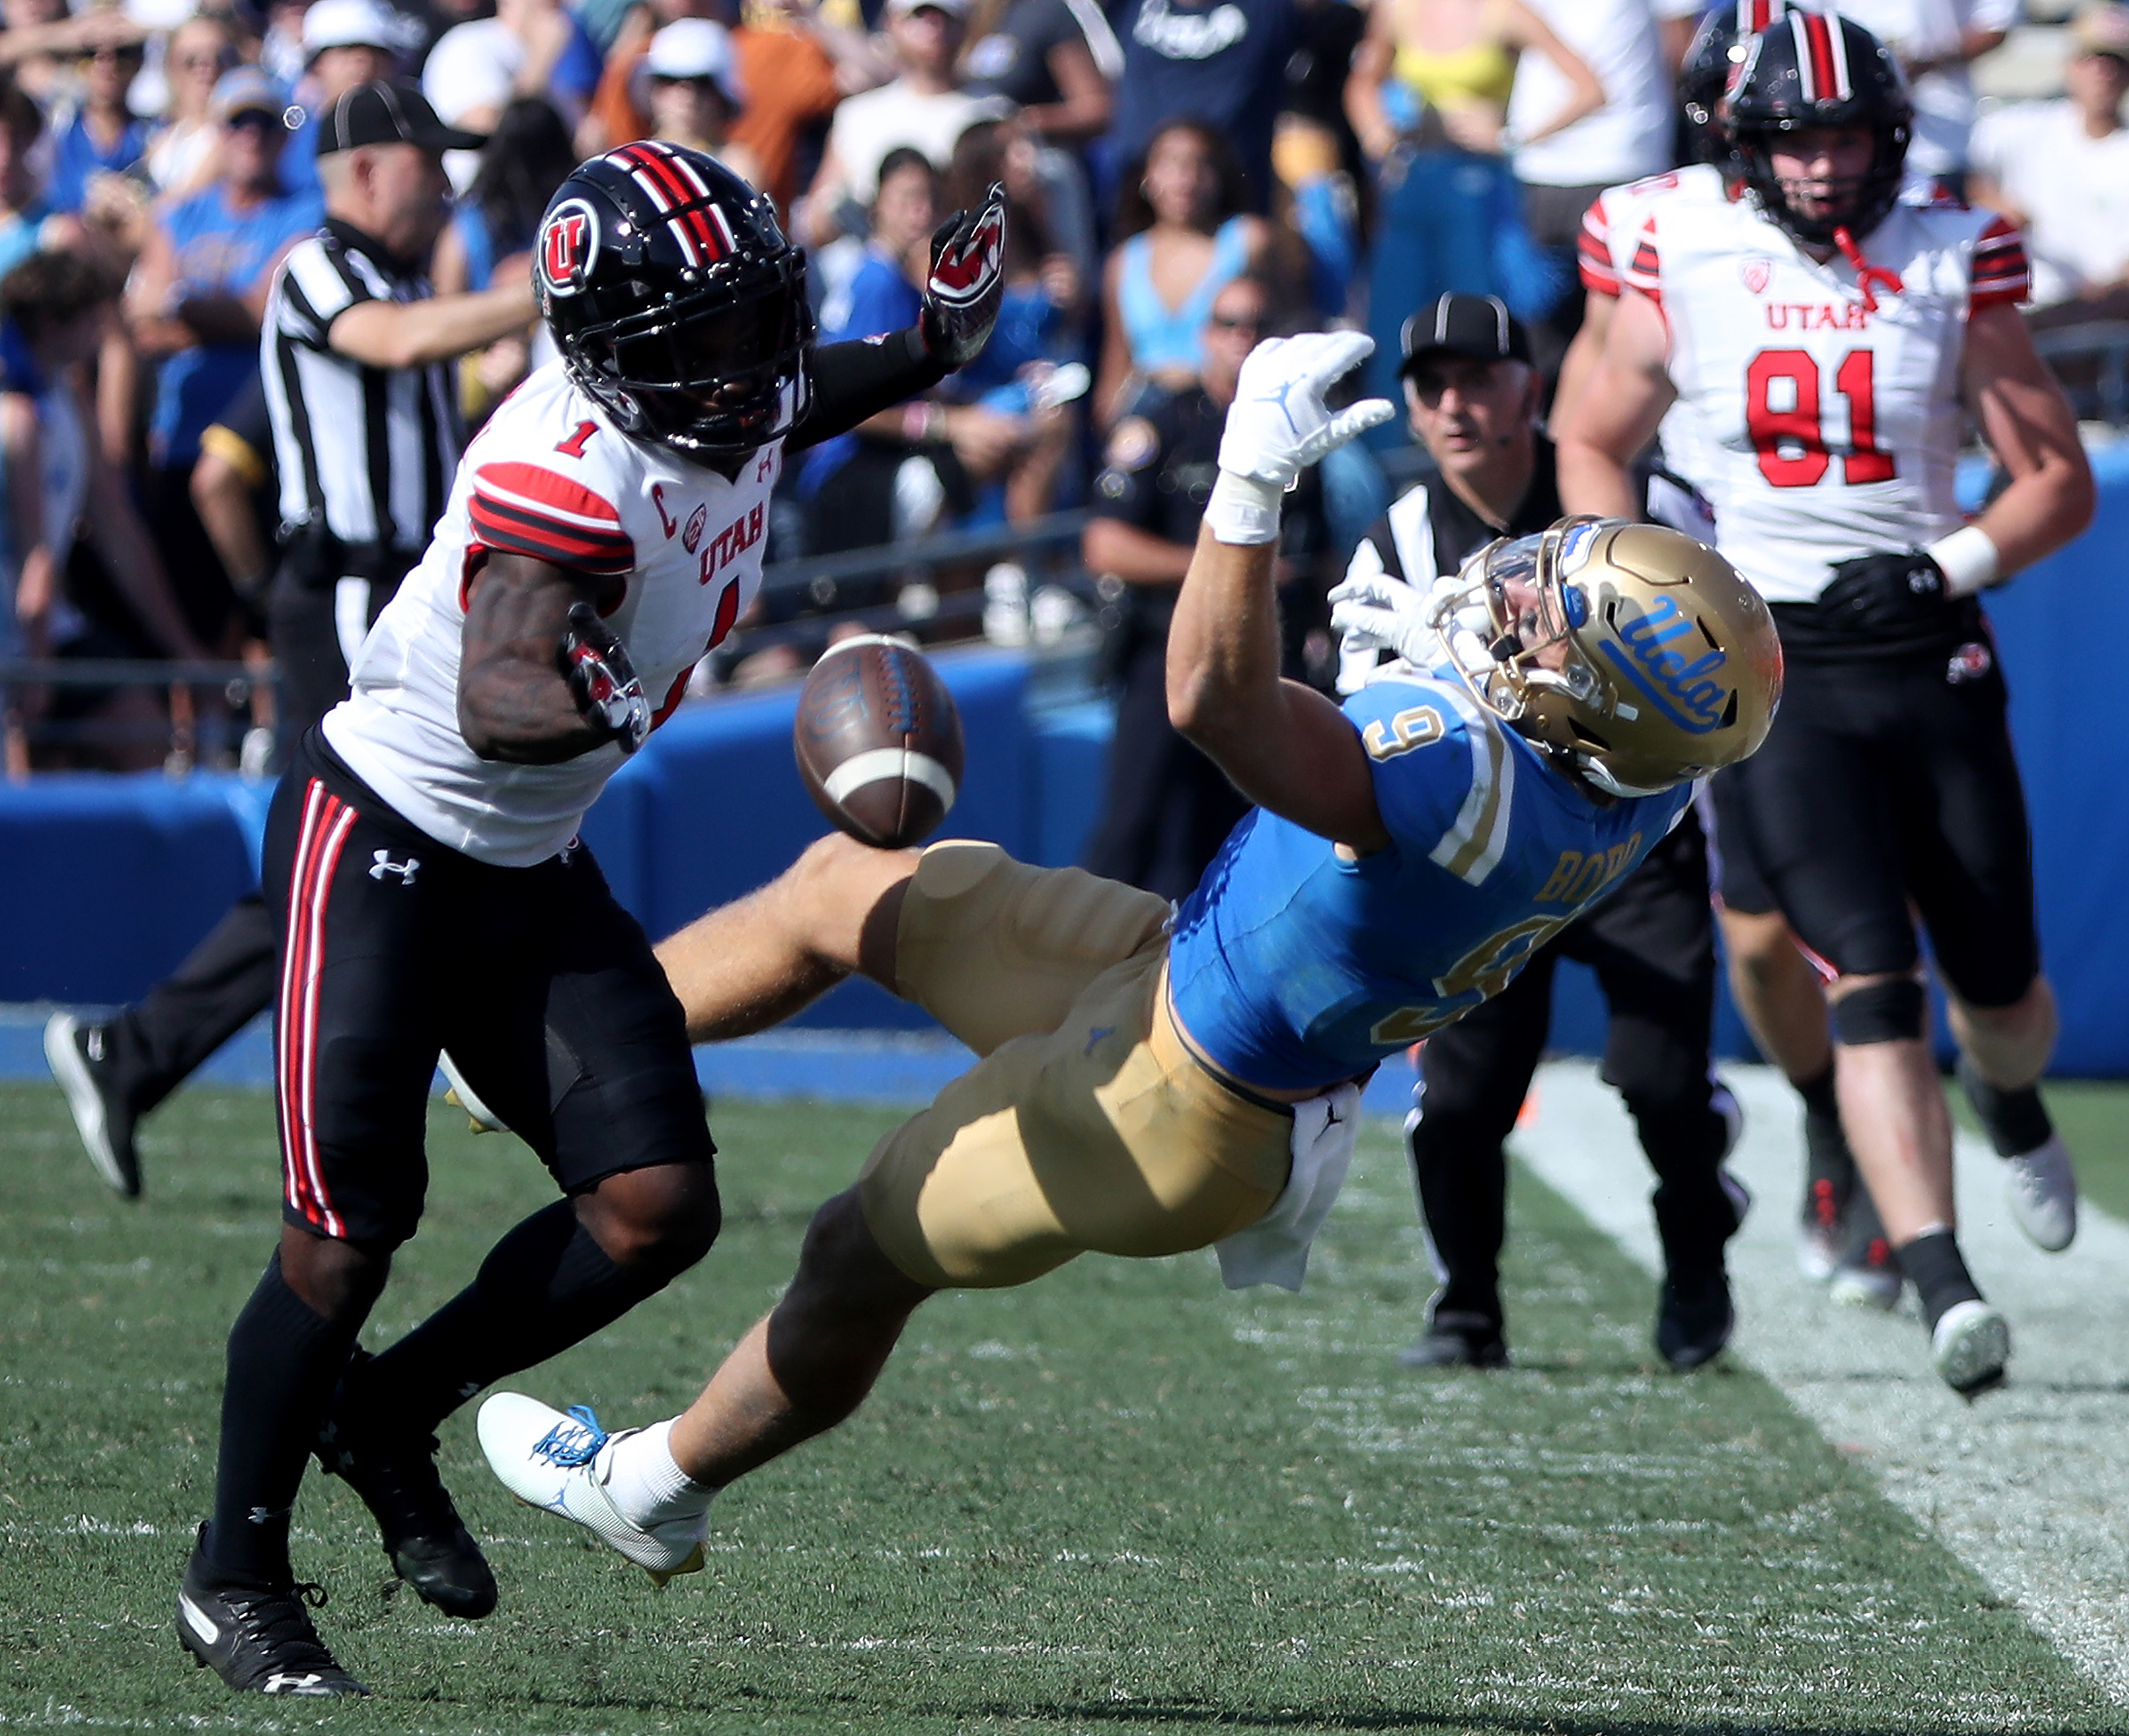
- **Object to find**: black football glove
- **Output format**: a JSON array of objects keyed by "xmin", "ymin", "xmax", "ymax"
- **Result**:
[
  {"xmin": 559, "ymin": 600, "xmax": 651, "ymax": 754},
  {"xmin": 920, "ymin": 181, "xmax": 1007, "ymax": 370},
  {"xmin": 1820, "ymin": 548, "xmax": 1951, "ymax": 635}
]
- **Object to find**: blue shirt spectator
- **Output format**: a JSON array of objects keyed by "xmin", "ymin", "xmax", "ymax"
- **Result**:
[{"xmin": 48, "ymin": 38, "xmax": 153, "ymax": 213}]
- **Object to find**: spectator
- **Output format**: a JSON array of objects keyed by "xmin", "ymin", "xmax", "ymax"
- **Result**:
[
  {"xmin": 126, "ymin": 67, "xmax": 322, "ymax": 652},
  {"xmin": 431, "ymin": 95, "xmax": 574, "ymax": 418},
  {"xmin": 798, "ymin": 0, "xmax": 1008, "ymax": 246},
  {"xmin": 0, "ymin": 0, "xmax": 143, "ymax": 112},
  {"xmin": 1971, "ymin": 1, "xmax": 2129, "ymax": 319},
  {"xmin": 434, "ymin": 96, "xmax": 577, "ymax": 292},
  {"xmin": 1343, "ymin": 0, "xmax": 1597, "ymax": 414},
  {"xmin": 0, "ymin": 77, "xmax": 63, "ymax": 280},
  {"xmin": 635, "ymin": 17, "xmax": 764, "ymax": 185},
  {"xmin": 48, "ymin": 32, "xmax": 153, "ymax": 214},
  {"xmin": 1096, "ymin": 117, "xmax": 1277, "ymax": 424},
  {"xmin": 0, "ymin": 250, "xmax": 204, "ymax": 774},
  {"xmin": 583, "ymin": 0, "xmax": 869, "ymax": 212},
  {"xmin": 962, "ymin": 0, "xmax": 1120, "ymax": 145},
  {"xmin": 285, "ymin": 0, "xmax": 405, "ymax": 197},
  {"xmin": 1839, "ymin": 0, "xmax": 2018, "ymax": 197},
  {"xmin": 1505, "ymin": 0, "xmax": 1673, "ymax": 368},
  {"xmin": 146, "ymin": 16, "xmax": 239, "ymax": 201},
  {"xmin": 1109, "ymin": 0, "xmax": 1294, "ymax": 216},
  {"xmin": 423, "ymin": 0, "xmax": 607, "ymax": 136},
  {"xmin": 798, "ymin": 148, "xmax": 1057, "ymax": 562}
]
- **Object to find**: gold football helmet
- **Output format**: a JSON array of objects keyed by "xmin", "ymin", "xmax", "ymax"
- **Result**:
[{"xmin": 1426, "ymin": 517, "xmax": 1783, "ymax": 796}]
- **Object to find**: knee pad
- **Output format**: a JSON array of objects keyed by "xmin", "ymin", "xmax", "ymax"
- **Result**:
[{"xmin": 1832, "ymin": 977, "xmax": 1926, "ymax": 1046}]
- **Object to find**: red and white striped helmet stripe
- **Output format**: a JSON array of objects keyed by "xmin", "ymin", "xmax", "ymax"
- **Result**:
[
  {"xmin": 607, "ymin": 141, "xmax": 732, "ymax": 270},
  {"xmin": 1739, "ymin": 0, "xmax": 1790, "ymax": 33},
  {"xmin": 1790, "ymin": 9, "xmax": 1851, "ymax": 104}
]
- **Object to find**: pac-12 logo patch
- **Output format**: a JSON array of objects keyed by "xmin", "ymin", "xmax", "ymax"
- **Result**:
[
  {"xmin": 540, "ymin": 198, "xmax": 600, "ymax": 297},
  {"xmin": 1741, "ymin": 257, "xmax": 1772, "ymax": 295},
  {"xmin": 683, "ymin": 503, "xmax": 708, "ymax": 553}
]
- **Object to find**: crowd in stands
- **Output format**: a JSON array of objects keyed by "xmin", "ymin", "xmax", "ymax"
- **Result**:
[{"xmin": 0, "ymin": 0, "xmax": 2120, "ymax": 771}]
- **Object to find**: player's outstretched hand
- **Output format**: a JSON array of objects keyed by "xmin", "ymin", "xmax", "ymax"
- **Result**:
[
  {"xmin": 920, "ymin": 182, "xmax": 1007, "ymax": 370},
  {"xmin": 1820, "ymin": 547, "xmax": 1949, "ymax": 634},
  {"xmin": 1216, "ymin": 332, "xmax": 1396, "ymax": 492},
  {"xmin": 1328, "ymin": 570, "xmax": 1442, "ymax": 669}
]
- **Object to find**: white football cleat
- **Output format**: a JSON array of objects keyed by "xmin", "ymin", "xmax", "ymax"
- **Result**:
[
  {"xmin": 2002, "ymin": 1135, "xmax": 2076, "ymax": 1253},
  {"xmin": 436, "ymin": 1050, "xmax": 508, "ymax": 1136},
  {"xmin": 1931, "ymin": 1300, "xmax": 2009, "ymax": 1398},
  {"xmin": 478, "ymin": 1394, "xmax": 705, "ymax": 1587}
]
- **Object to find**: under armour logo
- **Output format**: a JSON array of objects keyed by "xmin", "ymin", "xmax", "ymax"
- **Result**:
[
  {"xmin": 369, "ymin": 850, "xmax": 419, "ymax": 884},
  {"xmin": 1084, "ymin": 1027, "xmax": 1112, "ymax": 1056},
  {"xmin": 248, "ymin": 1504, "xmax": 290, "ymax": 1526},
  {"xmin": 263, "ymin": 1672, "xmax": 324, "ymax": 1693}
]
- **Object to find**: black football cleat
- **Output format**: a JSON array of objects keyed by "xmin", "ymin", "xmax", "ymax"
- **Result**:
[
  {"xmin": 317, "ymin": 1406, "xmax": 498, "ymax": 1619},
  {"xmin": 1656, "ymin": 1268, "xmax": 1734, "ymax": 1370},
  {"xmin": 177, "ymin": 1527, "xmax": 367, "ymax": 1696},
  {"xmin": 1397, "ymin": 1311, "xmax": 1509, "ymax": 1369},
  {"xmin": 44, "ymin": 1013, "xmax": 141, "ymax": 1198}
]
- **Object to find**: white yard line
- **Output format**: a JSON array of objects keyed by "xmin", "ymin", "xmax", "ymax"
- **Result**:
[{"xmin": 1517, "ymin": 1060, "xmax": 2129, "ymax": 1706}]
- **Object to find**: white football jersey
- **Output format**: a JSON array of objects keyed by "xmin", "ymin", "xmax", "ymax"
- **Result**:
[
  {"xmin": 1578, "ymin": 163, "xmax": 1729, "ymax": 511},
  {"xmin": 1624, "ymin": 193, "xmax": 2028, "ymax": 603},
  {"xmin": 323, "ymin": 359, "xmax": 781, "ymax": 867}
]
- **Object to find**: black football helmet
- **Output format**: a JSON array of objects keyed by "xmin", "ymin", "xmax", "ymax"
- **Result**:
[
  {"xmin": 1679, "ymin": 1, "xmax": 1798, "ymax": 165},
  {"xmin": 537, "ymin": 142, "xmax": 813, "ymax": 460},
  {"xmin": 1728, "ymin": 10, "xmax": 1912, "ymax": 248}
]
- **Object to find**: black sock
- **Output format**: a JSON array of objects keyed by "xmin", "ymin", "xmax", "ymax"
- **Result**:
[
  {"xmin": 1957, "ymin": 1057, "xmax": 2053, "ymax": 1158},
  {"xmin": 1896, "ymin": 1229, "xmax": 1984, "ymax": 1332},
  {"xmin": 207, "ymin": 1252, "xmax": 364, "ymax": 1584},
  {"xmin": 1795, "ymin": 1063, "xmax": 1856, "ymax": 1201},
  {"xmin": 347, "ymin": 1201, "xmax": 680, "ymax": 1439}
]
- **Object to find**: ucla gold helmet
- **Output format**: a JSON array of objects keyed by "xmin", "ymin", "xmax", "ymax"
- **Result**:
[{"xmin": 1426, "ymin": 517, "xmax": 1782, "ymax": 796}]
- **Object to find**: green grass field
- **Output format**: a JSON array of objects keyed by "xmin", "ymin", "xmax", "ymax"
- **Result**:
[{"xmin": 2, "ymin": 1080, "xmax": 2123, "ymax": 1735}]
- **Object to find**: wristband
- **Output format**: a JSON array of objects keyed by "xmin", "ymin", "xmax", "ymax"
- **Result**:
[
  {"xmin": 1203, "ymin": 470, "xmax": 1284, "ymax": 546},
  {"xmin": 1927, "ymin": 524, "xmax": 2001, "ymax": 598}
]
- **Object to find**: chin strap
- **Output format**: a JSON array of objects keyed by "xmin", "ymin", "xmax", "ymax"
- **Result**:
[{"xmin": 1833, "ymin": 226, "xmax": 1905, "ymax": 314}]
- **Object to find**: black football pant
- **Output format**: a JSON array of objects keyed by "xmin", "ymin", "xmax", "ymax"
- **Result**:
[
  {"xmin": 1410, "ymin": 812, "xmax": 1737, "ymax": 1339},
  {"xmin": 92, "ymin": 566, "xmax": 405, "ymax": 1116}
]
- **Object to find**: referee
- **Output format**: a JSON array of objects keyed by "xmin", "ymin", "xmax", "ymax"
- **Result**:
[
  {"xmin": 1341, "ymin": 295, "xmax": 1745, "ymax": 1373},
  {"xmin": 46, "ymin": 81, "xmax": 537, "ymax": 1197}
]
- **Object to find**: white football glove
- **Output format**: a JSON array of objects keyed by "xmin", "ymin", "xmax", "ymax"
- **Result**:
[
  {"xmin": 1327, "ymin": 569, "xmax": 1444, "ymax": 671},
  {"xmin": 1204, "ymin": 332, "xmax": 1396, "ymax": 545}
]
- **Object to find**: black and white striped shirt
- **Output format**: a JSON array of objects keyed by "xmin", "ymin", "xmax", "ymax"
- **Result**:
[{"xmin": 261, "ymin": 218, "xmax": 462, "ymax": 577}]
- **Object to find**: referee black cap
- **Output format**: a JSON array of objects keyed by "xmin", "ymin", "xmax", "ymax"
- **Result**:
[
  {"xmin": 317, "ymin": 79, "xmax": 487, "ymax": 156},
  {"xmin": 1398, "ymin": 294, "xmax": 1531, "ymax": 379}
]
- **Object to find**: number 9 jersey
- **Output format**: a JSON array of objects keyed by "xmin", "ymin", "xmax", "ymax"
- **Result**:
[{"xmin": 1624, "ymin": 194, "xmax": 2029, "ymax": 604}]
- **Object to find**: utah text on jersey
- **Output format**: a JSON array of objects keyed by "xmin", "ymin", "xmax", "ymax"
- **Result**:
[{"xmin": 321, "ymin": 360, "xmax": 781, "ymax": 867}]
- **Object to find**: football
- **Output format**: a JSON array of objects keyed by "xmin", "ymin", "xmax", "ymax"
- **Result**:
[{"xmin": 794, "ymin": 635, "xmax": 965, "ymax": 849}]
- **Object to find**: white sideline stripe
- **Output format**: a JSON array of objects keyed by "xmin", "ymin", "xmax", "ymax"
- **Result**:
[
  {"xmin": 1517, "ymin": 1060, "xmax": 2129, "ymax": 1706},
  {"xmin": 821, "ymin": 749, "xmax": 957, "ymax": 808}
]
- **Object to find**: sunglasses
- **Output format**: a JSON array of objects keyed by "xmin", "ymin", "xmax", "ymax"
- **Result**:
[
  {"xmin": 226, "ymin": 108, "xmax": 281, "ymax": 131},
  {"xmin": 649, "ymin": 72, "xmax": 724, "ymax": 90},
  {"xmin": 89, "ymin": 44, "xmax": 145, "ymax": 63},
  {"xmin": 1209, "ymin": 314, "xmax": 1263, "ymax": 333}
]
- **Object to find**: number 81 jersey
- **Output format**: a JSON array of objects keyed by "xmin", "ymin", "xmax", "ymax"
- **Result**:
[{"xmin": 1626, "ymin": 195, "xmax": 2028, "ymax": 604}]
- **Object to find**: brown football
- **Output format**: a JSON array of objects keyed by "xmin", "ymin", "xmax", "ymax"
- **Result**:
[{"xmin": 794, "ymin": 636, "xmax": 965, "ymax": 848}]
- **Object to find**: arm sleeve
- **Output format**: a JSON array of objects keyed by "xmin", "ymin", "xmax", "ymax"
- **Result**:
[
  {"xmin": 784, "ymin": 328, "xmax": 950, "ymax": 454},
  {"xmin": 467, "ymin": 461, "xmax": 637, "ymax": 577}
]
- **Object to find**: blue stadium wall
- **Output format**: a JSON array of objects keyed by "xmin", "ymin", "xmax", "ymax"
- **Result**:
[{"xmin": 6, "ymin": 442, "xmax": 2128, "ymax": 1072}]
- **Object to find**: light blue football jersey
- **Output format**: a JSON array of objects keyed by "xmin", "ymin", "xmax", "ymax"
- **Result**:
[{"xmin": 1166, "ymin": 671, "xmax": 1695, "ymax": 1091}]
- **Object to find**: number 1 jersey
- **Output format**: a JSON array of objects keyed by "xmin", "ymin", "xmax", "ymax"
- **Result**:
[{"xmin": 1626, "ymin": 194, "xmax": 2028, "ymax": 603}]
